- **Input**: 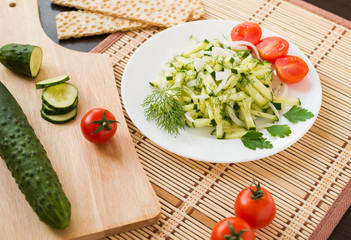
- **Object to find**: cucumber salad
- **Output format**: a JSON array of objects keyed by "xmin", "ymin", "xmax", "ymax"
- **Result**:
[{"xmin": 142, "ymin": 34, "xmax": 314, "ymax": 150}]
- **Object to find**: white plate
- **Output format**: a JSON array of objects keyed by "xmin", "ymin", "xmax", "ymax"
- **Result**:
[{"xmin": 121, "ymin": 20, "xmax": 321, "ymax": 163}]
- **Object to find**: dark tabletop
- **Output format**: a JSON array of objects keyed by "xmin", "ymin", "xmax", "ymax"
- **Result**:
[{"xmin": 38, "ymin": 0, "xmax": 351, "ymax": 239}]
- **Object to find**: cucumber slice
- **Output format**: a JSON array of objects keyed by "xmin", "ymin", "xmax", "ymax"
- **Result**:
[
  {"xmin": 36, "ymin": 75, "xmax": 70, "ymax": 89},
  {"xmin": 182, "ymin": 39, "xmax": 210, "ymax": 57},
  {"xmin": 273, "ymin": 96, "xmax": 301, "ymax": 106},
  {"xmin": 187, "ymin": 118, "xmax": 212, "ymax": 128},
  {"xmin": 42, "ymin": 98, "xmax": 78, "ymax": 115},
  {"xmin": 41, "ymin": 108, "xmax": 77, "ymax": 124},
  {"xmin": 0, "ymin": 43, "xmax": 43, "ymax": 77},
  {"xmin": 238, "ymin": 100, "xmax": 256, "ymax": 131},
  {"xmin": 42, "ymin": 83, "xmax": 78, "ymax": 111}
]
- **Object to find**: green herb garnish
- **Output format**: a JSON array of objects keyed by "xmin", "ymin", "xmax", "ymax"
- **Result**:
[
  {"xmin": 241, "ymin": 131, "xmax": 273, "ymax": 150},
  {"xmin": 283, "ymin": 105, "xmax": 314, "ymax": 123},
  {"xmin": 141, "ymin": 86, "xmax": 185, "ymax": 135},
  {"xmin": 266, "ymin": 124, "xmax": 292, "ymax": 138}
]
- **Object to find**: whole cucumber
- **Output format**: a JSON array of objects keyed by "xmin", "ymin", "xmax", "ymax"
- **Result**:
[
  {"xmin": 0, "ymin": 43, "xmax": 42, "ymax": 77},
  {"xmin": 0, "ymin": 81, "xmax": 71, "ymax": 229}
]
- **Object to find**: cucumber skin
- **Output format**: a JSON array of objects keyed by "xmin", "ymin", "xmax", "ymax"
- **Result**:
[
  {"xmin": 0, "ymin": 82, "xmax": 71, "ymax": 229},
  {"xmin": 35, "ymin": 75, "xmax": 70, "ymax": 89},
  {"xmin": 40, "ymin": 108, "xmax": 78, "ymax": 124},
  {"xmin": 0, "ymin": 43, "xmax": 42, "ymax": 78}
]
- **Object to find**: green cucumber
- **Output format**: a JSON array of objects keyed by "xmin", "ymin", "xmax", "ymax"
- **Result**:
[
  {"xmin": 42, "ymin": 83, "xmax": 78, "ymax": 111},
  {"xmin": 0, "ymin": 43, "xmax": 43, "ymax": 77},
  {"xmin": 36, "ymin": 75, "xmax": 70, "ymax": 89},
  {"xmin": 0, "ymin": 81, "xmax": 71, "ymax": 229},
  {"xmin": 42, "ymin": 98, "xmax": 78, "ymax": 115},
  {"xmin": 182, "ymin": 39, "xmax": 210, "ymax": 57},
  {"xmin": 40, "ymin": 108, "xmax": 78, "ymax": 124},
  {"xmin": 38, "ymin": 81, "xmax": 79, "ymax": 124}
]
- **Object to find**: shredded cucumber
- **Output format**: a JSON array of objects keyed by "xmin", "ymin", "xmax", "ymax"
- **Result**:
[{"xmin": 149, "ymin": 36, "xmax": 301, "ymax": 139}]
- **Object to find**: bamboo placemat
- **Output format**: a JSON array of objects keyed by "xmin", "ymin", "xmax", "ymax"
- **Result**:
[{"xmin": 90, "ymin": 0, "xmax": 351, "ymax": 239}]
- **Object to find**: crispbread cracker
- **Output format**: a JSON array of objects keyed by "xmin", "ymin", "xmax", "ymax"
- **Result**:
[
  {"xmin": 188, "ymin": 0, "xmax": 205, "ymax": 21},
  {"xmin": 51, "ymin": 0, "xmax": 195, "ymax": 27},
  {"xmin": 56, "ymin": 10, "xmax": 148, "ymax": 40}
]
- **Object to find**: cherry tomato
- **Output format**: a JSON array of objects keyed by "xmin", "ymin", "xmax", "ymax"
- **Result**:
[
  {"xmin": 256, "ymin": 36, "xmax": 289, "ymax": 63},
  {"xmin": 275, "ymin": 55, "xmax": 309, "ymax": 84},
  {"xmin": 234, "ymin": 180, "xmax": 276, "ymax": 229},
  {"xmin": 80, "ymin": 108, "xmax": 118, "ymax": 144},
  {"xmin": 231, "ymin": 22, "xmax": 262, "ymax": 45},
  {"xmin": 211, "ymin": 217, "xmax": 255, "ymax": 240}
]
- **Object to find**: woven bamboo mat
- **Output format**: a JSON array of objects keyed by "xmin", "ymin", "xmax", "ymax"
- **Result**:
[{"xmin": 91, "ymin": 0, "xmax": 351, "ymax": 239}]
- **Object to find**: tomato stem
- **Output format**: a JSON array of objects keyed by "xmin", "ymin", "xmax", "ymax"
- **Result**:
[
  {"xmin": 89, "ymin": 110, "xmax": 118, "ymax": 135},
  {"xmin": 224, "ymin": 220, "xmax": 247, "ymax": 240},
  {"xmin": 249, "ymin": 178, "xmax": 265, "ymax": 200}
]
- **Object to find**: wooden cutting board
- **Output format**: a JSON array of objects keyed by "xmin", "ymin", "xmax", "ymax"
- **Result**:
[{"xmin": 0, "ymin": 0, "xmax": 160, "ymax": 239}]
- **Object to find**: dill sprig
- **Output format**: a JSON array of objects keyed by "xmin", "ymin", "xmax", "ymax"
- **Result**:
[{"xmin": 141, "ymin": 86, "xmax": 185, "ymax": 135}]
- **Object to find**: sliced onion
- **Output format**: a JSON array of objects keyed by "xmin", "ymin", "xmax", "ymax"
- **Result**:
[
  {"xmin": 226, "ymin": 105, "xmax": 243, "ymax": 126},
  {"xmin": 185, "ymin": 111, "xmax": 196, "ymax": 122},
  {"xmin": 186, "ymin": 79, "xmax": 197, "ymax": 87},
  {"xmin": 215, "ymin": 68, "xmax": 231, "ymax": 81},
  {"xmin": 229, "ymin": 45, "xmax": 248, "ymax": 51},
  {"xmin": 191, "ymin": 93, "xmax": 209, "ymax": 100},
  {"xmin": 214, "ymin": 69, "xmax": 231, "ymax": 94},
  {"xmin": 279, "ymin": 82, "xmax": 289, "ymax": 97},
  {"xmin": 211, "ymin": 47, "xmax": 236, "ymax": 57},
  {"xmin": 222, "ymin": 40, "xmax": 262, "ymax": 61},
  {"xmin": 272, "ymin": 83, "xmax": 281, "ymax": 95},
  {"xmin": 272, "ymin": 69, "xmax": 289, "ymax": 97},
  {"xmin": 214, "ymin": 80, "xmax": 227, "ymax": 95},
  {"xmin": 268, "ymin": 102, "xmax": 280, "ymax": 119},
  {"xmin": 194, "ymin": 58, "xmax": 205, "ymax": 72}
]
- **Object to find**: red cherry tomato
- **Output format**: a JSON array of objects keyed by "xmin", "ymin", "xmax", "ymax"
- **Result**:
[
  {"xmin": 80, "ymin": 108, "xmax": 118, "ymax": 144},
  {"xmin": 231, "ymin": 22, "xmax": 262, "ymax": 45},
  {"xmin": 275, "ymin": 55, "xmax": 309, "ymax": 84},
  {"xmin": 211, "ymin": 217, "xmax": 255, "ymax": 240},
  {"xmin": 234, "ymin": 180, "xmax": 276, "ymax": 229},
  {"xmin": 256, "ymin": 36, "xmax": 289, "ymax": 63}
]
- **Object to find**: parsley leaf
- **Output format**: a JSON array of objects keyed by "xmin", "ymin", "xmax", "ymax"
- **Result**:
[
  {"xmin": 241, "ymin": 131, "xmax": 273, "ymax": 150},
  {"xmin": 266, "ymin": 124, "xmax": 292, "ymax": 138},
  {"xmin": 283, "ymin": 105, "xmax": 314, "ymax": 123}
]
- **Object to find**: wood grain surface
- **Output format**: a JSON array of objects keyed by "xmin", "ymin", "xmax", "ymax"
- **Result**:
[{"xmin": 0, "ymin": 0, "xmax": 160, "ymax": 239}]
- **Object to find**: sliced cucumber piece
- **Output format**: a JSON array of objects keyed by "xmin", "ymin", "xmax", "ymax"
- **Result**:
[
  {"xmin": 36, "ymin": 75, "xmax": 70, "ymax": 89},
  {"xmin": 238, "ymin": 100, "xmax": 256, "ymax": 131},
  {"xmin": 42, "ymin": 98, "xmax": 78, "ymax": 115},
  {"xmin": 250, "ymin": 109, "xmax": 279, "ymax": 121},
  {"xmin": 182, "ymin": 39, "xmax": 210, "ymax": 57},
  {"xmin": 41, "ymin": 108, "xmax": 77, "ymax": 124},
  {"xmin": 241, "ymin": 81, "xmax": 269, "ymax": 109},
  {"xmin": 224, "ymin": 131, "xmax": 247, "ymax": 139},
  {"xmin": 42, "ymin": 83, "xmax": 78, "ymax": 111},
  {"xmin": 248, "ymin": 75, "xmax": 273, "ymax": 101},
  {"xmin": 186, "ymin": 118, "xmax": 211, "ymax": 128},
  {"xmin": 273, "ymin": 95, "xmax": 301, "ymax": 106}
]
